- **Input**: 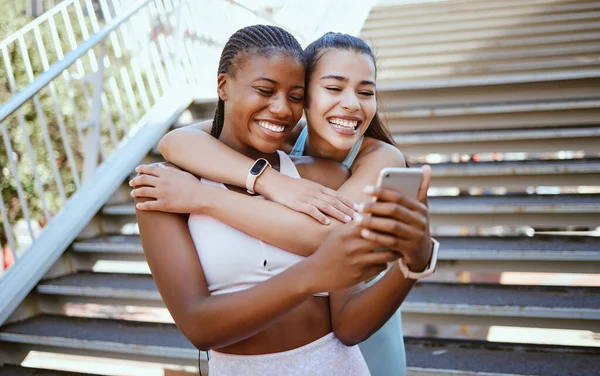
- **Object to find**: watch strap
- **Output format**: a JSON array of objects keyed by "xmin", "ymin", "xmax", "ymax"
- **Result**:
[{"xmin": 398, "ymin": 238, "xmax": 439, "ymax": 280}]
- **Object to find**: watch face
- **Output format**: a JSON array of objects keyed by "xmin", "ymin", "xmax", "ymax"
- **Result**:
[{"xmin": 250, "ymin": 159, "xmax": 269, "ymax": 175}]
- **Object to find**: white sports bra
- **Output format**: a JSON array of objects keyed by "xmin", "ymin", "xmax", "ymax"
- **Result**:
[{"xmin": 188, "ymin": 150, "xmax": 327, "ymax": 297}]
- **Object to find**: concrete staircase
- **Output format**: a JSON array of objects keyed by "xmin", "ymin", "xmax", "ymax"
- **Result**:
[{"xmin": 1, "ymin": 0, "xmax": 599, "ymax": 375}]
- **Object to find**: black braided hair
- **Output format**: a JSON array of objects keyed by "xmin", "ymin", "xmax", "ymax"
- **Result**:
[
  {"xmin": 210, "ymin": 25, "xmax": 304, "ymax": 138},
  {"xmin": 304, "ymin": 32, "xmax": 396, "ymax": 146}
]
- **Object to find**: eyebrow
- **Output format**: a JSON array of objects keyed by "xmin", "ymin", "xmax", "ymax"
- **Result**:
[
  {"xmin": 254, "ymin": 77, "xmax": 305, "ymax": 90},
  {"xmin": 320, "ymin": 75, "xmax": 376, "ymax": 86}
]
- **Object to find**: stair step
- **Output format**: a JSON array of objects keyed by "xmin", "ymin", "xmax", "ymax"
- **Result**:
[
  {"xmin": 384, "ymin": 98, "xmax": 600, "ymax": 134},
  {"xmin": 377, "ymin": 33, "xmax": 600, "ymax": 64},
  {"xmin": 370, "ymin": 0, "xmax": 591, "ymax": 20},
  {"xmin": 436, "ymin": 235, "xmax": 600, "ymax": 273},
  {"xmin": 36, "ymin": 272, "xmax": 600, "ymax": 331},
  {"xmin": 37, "ymin": 272, "xmax": 160, "ymax": 306},
  {"xmin": 1, "ymin": 315, "xmax": 596, "ymax": 376},
  {"xmin": 366, "ymin": 18, "xmax": 600, "ymax": 50},
  {"xmin": 0, "ymin": 315, "xmax": 200, "ymax": 366},
  {"xmin": 425, "ymin": 158, "xmax": 600, "ymax": 188},
  {"xmin": 404, "ymin": 337, "xmax": 599, "ymax": 376},
  {"xmin": 365, "ymin": 1, "xmax": 600, "ymax": 31},
  {"xmin": 396, "ymin": 126, "xmax": 600, "ymax": 156},
  {"xmin": 403, "ymin": 282, "xmax": 600, "ymax": 331},
  {"xmin": 363, "ymin": 9, "xmax": 600, "ymax": 39},
  {"xmin": 378, "ymin": 69, "xmax": 600, "ymax": 91},
  {"xmin": 0, "ymin": 364, "xmax": 94, "ymax": 375}
]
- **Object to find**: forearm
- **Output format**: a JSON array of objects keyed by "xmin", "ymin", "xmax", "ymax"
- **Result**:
[
  {"xmin": 158, "ymin": 126, "xmax": 252, "ymax": 187},
  {"xmin": 331, "ymin": 263, "xmax": 415, "ymax": 346},
  {"xmin": 204, "ymin": 188, "xmax": 340, "ymax": 256}
]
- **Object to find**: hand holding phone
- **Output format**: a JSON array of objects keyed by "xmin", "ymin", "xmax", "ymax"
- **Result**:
[{"xmin": 372, "ymin": 167, "xmax": 424, "ymax": 202}]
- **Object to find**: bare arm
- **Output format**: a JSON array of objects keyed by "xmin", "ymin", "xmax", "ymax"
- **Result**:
[
  {"xmin": 136, "ymin": 196, "xmax": 321, "ymax": 350},
  {"xmin": 135, "ymin": 194, "xmax": 396, "ymax": 350},
  {"xmin": 131, "ymin": 160, "xmax": 349, "ymax": 256}
]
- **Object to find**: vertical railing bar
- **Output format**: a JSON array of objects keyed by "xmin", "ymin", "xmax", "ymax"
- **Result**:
[
  {"xmin": 151, "ymin": 0, "xmax": 180, "ymax": 86},
  {"xmin": 0, "ymin": 187, "xmax": 18, "ymax": 267},
  {"xmin": 108, "ymin": 76, "xmax": 129, "ymax": 134},
  {"xmin": 148, "ymin": 1, "xmax": 170, "ymax": 92},
  {"xmin": 0, "ymin": 123, "xmax": 36, "ymax": 241},
  {"xmin": 33, "ymin": 24, "xmax": 82, "ymax": 189},
  {"xmin": 61, "ymin": 5, "xmax": 108, "ymax": 161},
  {"xmin": 96, "ymin": 45, "xmax": 120, "ymax": 148},
  {"xmin": 85, "ymin": 0, "xmax": 129, "ymax": 136},
  {"xmin": 112, "ymin": 0, "xmax": 152, "ymax": 112},
  {"xmin": 1, "ymin": 47, "xmax": 51, "ymax": 222},
  {"xmin": 73, "ymin": 0, "xmax": 98, "ymax": 72},
  {"xmin": 184, "ymin": 0, "xmax": 203, "ymax": 85},
  {"xmin": 172, "ymin": 1, "xmax": 195, "ymax": 85},
  {"xmin": 18, "ymin": 36, "xmax": 67, "ymax": 203},
  {"xmin": 73, "ymin": 0, "xmax": 120, "ymax": 148},
  {"xmin": 48, "ymin": 15, "xmax": 89, "ymax": 163},
  {"xmin": 84, "ymin": 0, "xmax": 101, "ymax": 32},
  {"xmin": 98, "ymin": 0, "xmax": 140, "ymax": 122},
  {"xmin": 139, "ymin": 4, "xmax": 164, "ymax": 98}
]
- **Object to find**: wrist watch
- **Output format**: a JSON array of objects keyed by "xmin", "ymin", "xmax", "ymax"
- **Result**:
[
  {"xmin": 246, "ymin": 158, "xmax": 271, "ymax": 195},
  {"xmin": 398, "ymin": 238, "xmax": 439, "ymax": 280}
]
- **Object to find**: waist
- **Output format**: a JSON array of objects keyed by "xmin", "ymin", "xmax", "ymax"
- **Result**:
[{"xmin": 213, "ymin": 296, "xmax": 331, "ymax": 355}]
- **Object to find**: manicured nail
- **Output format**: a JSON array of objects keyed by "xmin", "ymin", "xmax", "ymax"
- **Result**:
[
  {"xmin": 357, "ymin": 203, "xmax": 365, "ymax": 213},
  {"xmin": 361, "ymin": 229, "xmax": 370, "ymax": 238},
  {"xmin": 344, "ymin": 215, "xmax": 352, "ymax": 222},
  {"xmin": 324, "ymin": 218, "xmax": 331, "ymax": 225},
  {"xmin": 353, "ymin": 213, "xmax": 363, "ymax": 223},
  {"xmin": 158, "ymin": 163, "xmax": 167, "ymax": 169},
  {"xmin": 353, "ymin": 203, "xmax": 360, "ymax": 211},
  {"xmin": 363, "ymin": 186, "xmax": 375, "ymax": 194},
  {"xmin": 130, "ymin": 190, "xmax": 134, "ymax": 197},
  {"xmin": 135, "ymin": 166, "xmax": 141, "ymax": 172},
  {"xmin": 128, "ymin": 180, "xmax": 133, "ymax": 186}
]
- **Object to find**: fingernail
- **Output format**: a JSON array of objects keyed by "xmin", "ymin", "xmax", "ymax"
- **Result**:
[
  {"xmin": 363, "ymin": 186, "xmax": 375, "ymax": 194},
  {"xmin": 128, "ymin": 180, "xmax": 133, "ymax": 186},
  {"xmin": 357, "ymin": 203, "xmax": 365, "ymax": 212},
  {"xmin": 130, "ymin": 190, "xmax": 134, "ymax": 197},
  {"xmin": 158, "ymin": 163, "xmax": 168, "ymax": 169},
  {"xmin": 325, "ymin": 218, "xmax": 331, "ymax": 225},
  {"xmin": 361, "ymin": 229, "xmax": 370, "ymax": 238},
  {"xmin": 353, "ymin": 203, "xmax": 360, "ymax": 211},
  {"xmin": 353, "ymin": 213, "xmax": 363, "ymax": 223},
  {"xmin": 344, "ymin": 215, "xmax": 352, "ymax": 222},
  {"xmin": 135, "ymin": 166, "xmax": 140, "ymax": 172}
]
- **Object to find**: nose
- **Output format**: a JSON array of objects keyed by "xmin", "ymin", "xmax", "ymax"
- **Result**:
[
  {"xmin": 341, "ymin": 92, "xmax": 360, "ymax": 113},
  {"xmin": 269, "ymin": 94, "xmax": 292, "ymax": 118}
]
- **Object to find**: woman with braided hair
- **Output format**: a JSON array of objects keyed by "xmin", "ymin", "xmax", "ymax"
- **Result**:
[{"xmin": 133, "ymin": 25, "xmax": 433, "ymax": 376}]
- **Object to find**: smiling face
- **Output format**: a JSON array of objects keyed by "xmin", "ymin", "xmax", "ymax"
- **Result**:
[
  {"xmin": 305, "ymin": 49, "xmax": 377, "ymax": 153},
  {"xmin": 218, "ymin": 53, "xmax": 305, "ymax": 155}
]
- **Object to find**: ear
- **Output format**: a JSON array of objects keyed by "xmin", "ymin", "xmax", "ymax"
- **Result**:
[{"xmin": 217, "ymin": 73, "xmax": 228, "ymax": 101}]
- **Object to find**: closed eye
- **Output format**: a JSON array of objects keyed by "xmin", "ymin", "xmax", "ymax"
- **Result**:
[
  {"xmin": 359, "ymin": 91, "xmax": 375, "ymax": 96},
  {"xmin": 256, "ymin": 88, "xmax": 274, "ymax": 95}
]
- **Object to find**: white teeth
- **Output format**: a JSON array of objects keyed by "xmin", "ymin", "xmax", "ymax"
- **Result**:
[
  {"xmin": 258, "ymin": 121, "xmax": 285, "ymax": 133},
  {"xmin": 329, "ymin": 118, "xmax": 358, "ymax": 129}
]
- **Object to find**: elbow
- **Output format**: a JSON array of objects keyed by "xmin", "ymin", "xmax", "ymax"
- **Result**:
[
  {"xmin": 157, "ymin": 130, "xmax": 179, "ymax": 160},
  {"xmin": 332, "ymin": 321, "xmax": 363, "ymax": 347},
  {"xmin": 179, "ymin": 322, "xmax": 217, "ymax": 352}
]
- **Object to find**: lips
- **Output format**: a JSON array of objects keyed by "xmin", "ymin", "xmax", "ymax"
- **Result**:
[{"xmin": 327, "ymin": 116, "xmax": 361, "ymax": 135}]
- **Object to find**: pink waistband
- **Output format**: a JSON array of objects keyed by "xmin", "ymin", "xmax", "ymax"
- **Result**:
[{"xmin": 210, "ymin": 332, "xmax": 337, "ymax": 361}]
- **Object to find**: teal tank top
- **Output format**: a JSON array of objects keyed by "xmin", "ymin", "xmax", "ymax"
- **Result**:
[
  {"xmin": 290, "ymin": 126, "xmax": 364, "ymax": 169},
  {"xmin": 289, "ymin": 125, "xmax": 406, "ymax": 376}
]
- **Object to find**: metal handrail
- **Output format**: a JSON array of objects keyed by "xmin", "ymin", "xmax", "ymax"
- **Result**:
[{"xmin": 0, "ymin": 0, "xmax": 151, "ymax": 124}]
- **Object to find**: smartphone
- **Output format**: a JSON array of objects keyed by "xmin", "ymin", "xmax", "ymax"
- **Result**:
[{"xmin": 373, "ymin": 167, "xmax": 423, "ymax": 202}]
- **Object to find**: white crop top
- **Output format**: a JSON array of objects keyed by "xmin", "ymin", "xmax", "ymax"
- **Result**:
[{"xmin": 188, "ymin": 150, "xmax": 327, "ymax": 297}]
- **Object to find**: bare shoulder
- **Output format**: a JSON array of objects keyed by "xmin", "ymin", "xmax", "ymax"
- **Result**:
[
  {"xmin": 292, "ymin": 155, "xmax": 350, "ymax": 190},
  {"xmin": 190, "ymin": 119, "xmax": 213, "ymax": 133},
  {"xmin": 353, "ymin": 138, "xmax": 406, "ymax": 172}
]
